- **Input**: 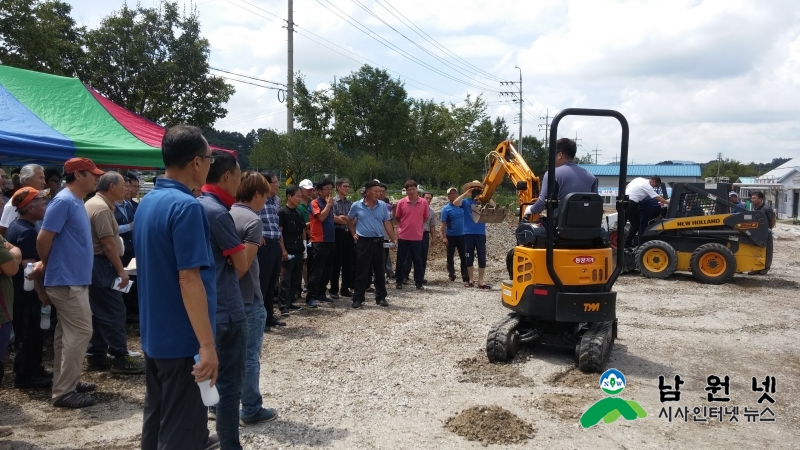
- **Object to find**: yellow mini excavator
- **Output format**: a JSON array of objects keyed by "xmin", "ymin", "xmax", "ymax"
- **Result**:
[{"xmin": 485, "ymin": 108, "xmax": 629, "ymax": 373}]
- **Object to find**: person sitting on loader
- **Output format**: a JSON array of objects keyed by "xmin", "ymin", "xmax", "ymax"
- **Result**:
[
  {"xmin": 623, "ymin": 176, "xmax": 669, "ymax": 248},
  {"xmin": 523, "ymin": 138, "xmax": 598, "ymax": 221}
]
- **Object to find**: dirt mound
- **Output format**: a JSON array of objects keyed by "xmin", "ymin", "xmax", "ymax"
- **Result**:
[
  {"xmin": 444, "ymin": 405, "xmax": 535, "ymax": 445},
  {"xmin": 457, "ymin": 355, "xmax": 535, "ymax": 387},
  {"xmin": 547, "ymin": 367, "xmax": 598, "ymax": 388}
]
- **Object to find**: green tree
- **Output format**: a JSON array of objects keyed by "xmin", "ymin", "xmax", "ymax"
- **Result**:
[
  {"xmin": 293, "ymin": 73, "xmax": 333, "ymax": 139},
  {"xmin": 0, "ymin": 0, "xmax": 84, "ymax": 76},
  {"xmin": 521, "ymin": 135, "xmax": 547, "ymax": 176},
  {"xmin": 249, "ymin": 130, "xmax": 344, "ymax": 182},
  {"xmin": 331, "ymin": 65, "xmax": 410, "ymax": 158},
  {"xmin": 574, "ymin": 152, "xmax": 595, "ymax": 164},
  {"xmin": 82, "ymin": 1, "xmax": 234, "ymax": 128},
  {"xmin": 700, "ymin": 158, "xmax": 760, "ymax": 181}
]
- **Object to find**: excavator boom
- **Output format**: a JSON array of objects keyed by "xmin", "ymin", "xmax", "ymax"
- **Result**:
[{"xmin": 472, "ymin": 140, "xmax": 540, "ymax": 223}]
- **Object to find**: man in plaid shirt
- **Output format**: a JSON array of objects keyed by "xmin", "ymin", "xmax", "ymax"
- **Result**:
[{"xmin": 257, "ymin": 172, "xmax": 286, "ymax": 331}]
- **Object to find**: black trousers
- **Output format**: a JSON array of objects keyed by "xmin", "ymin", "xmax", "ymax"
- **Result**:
[
  {"xmin": 12, "ymin": 288, "xmax": 44, "ymax": 378},
  {"xmin": 624, "ymin": 200, "xmax": 641, "ymax": 247},
  {"xmin": 277, "ymin": 254, "xmax": 304, "ymax": 309},
  {"xmin": 257, "ymin": 241, "xmax": 282, "ymax": 321},
  {"xmin": 446, "ymin": 235, "xmax": 469, "ymax": 282},
  {"xmin": 396, "ymin": 239, "xmax": 424, "ymax": 286},
  {"xmin": 87, "ymin": 255, "xmax": 128, "ymax": 360},
  {"xmin": 142, "ymin": 356, "xmax": 209, "ymax": 450},
  {"xmin": 330, "ymin": 228, "xmax": 355, "ymax": 295},
  {"xmin": 308, "ymin": 242, "xmax": 335, "ymax": 300},
  {"xmin": 353, "ymin": 238, "xmax": 387, "ymax": 304},
  {"xmin": 404, "ymin": 231, "xmax": 430, "ymax": 281}
]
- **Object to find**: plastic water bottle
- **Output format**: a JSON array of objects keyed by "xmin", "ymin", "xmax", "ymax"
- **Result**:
[
  {"xmin": 23, "ymin": 263, "xmax": 35, "ymax": 291},
  {"xmin": 40, "ymin": 305, "xmax": 51, "ymax": 329},
  {"xmin": 287, "ymin": 254, "xmax": 295, "ymax": 260},
  {"xmin": 194, "ymin": 354, "xmax": 219, "ymax": 406}
]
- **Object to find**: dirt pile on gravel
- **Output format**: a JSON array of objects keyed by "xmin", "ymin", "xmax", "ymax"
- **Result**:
[
  {"xmin": 457, "ymin": 354, "xmax": 535, "ymax": 387},
  {"xmin": 444, "ymin": 405, "xmax": 535, "ymax": 445}
]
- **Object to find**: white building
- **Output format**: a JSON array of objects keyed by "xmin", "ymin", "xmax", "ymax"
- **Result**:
[{"xmin": 736, "ymin": 158, "xmax": 800, "ymax": 219}]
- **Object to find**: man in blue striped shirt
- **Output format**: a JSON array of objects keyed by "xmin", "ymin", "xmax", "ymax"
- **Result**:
[{"xmin": 257, "ymin": 172, "xmax": 285, "ymax": 331}]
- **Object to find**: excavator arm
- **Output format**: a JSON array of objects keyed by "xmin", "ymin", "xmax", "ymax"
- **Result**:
[{"xmin": 472, "ymin": 140, "xmax": 541, "ymax": 223}]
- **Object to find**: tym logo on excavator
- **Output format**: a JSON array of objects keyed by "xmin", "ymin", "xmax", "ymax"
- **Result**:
[{"xmin": 584, "ymin": 303, "xmax": 600, "ymax": 312}]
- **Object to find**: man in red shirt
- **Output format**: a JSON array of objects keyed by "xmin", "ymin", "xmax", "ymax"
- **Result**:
[{"xmin": 394, "ymin": 180, "xmax": 429, "ymax": 290}]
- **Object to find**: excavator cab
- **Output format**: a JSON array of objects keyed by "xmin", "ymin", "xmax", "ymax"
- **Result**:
[{"xmin": 486, "ymin": 108, "xmax": 629, "ymax": 373}]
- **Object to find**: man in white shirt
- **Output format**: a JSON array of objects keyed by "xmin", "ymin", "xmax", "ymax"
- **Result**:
[
  {"xmin": 624, "ymin": 176, "xmax": 669, "ymax": 248},
  {"xmin": 0, "ymin": 164, "xmax": 46, "ymax": 237}
]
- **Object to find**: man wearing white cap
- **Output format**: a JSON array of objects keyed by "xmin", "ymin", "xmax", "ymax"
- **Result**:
[
  {"xmin": 297, "ymin": 179, "xmax": 315, "ymax": 296},
  {"xmin": 729, "ymin": 191, "xmax": 745, "ymax": 211}
]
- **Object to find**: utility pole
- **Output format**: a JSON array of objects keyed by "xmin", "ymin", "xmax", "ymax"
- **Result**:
[
  {"xmin": 594, "ymin": 145, "xmax": 602, "ymax": 164},
  {"xmin": 539, "ymin": 108, "xmax": 550, "ymax": 149},
  {"xmin": 716, "ymin": 152, "xmax": 723, "ymax": 179},
  {"xmin": 499, "ymin": 69, "xmax": 523, "ymax": 154},
  {"xmin": 286, "ymin": 0, "xmax": 295, "ymax": 134}
]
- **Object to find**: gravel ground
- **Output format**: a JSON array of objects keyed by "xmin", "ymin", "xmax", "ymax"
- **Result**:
[{"xmin": 1, "ymin": 208, "xmax": 798, "ymax": 450}]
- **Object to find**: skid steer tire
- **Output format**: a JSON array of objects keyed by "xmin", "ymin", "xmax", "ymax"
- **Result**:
[
  {"xmin": 486, "ymin": 313, "xmax": 521, "ymax": 363},
  {"xmin": 577, "ymin": 321, "xmax": 614, "ymax": 373},
  {"xmin": 636, "ymin": 240, "xmax": 678, "ymax": 279},
  {"xmin": 690, "ymin": 243, "xmax": 736, "ymax": 284}
]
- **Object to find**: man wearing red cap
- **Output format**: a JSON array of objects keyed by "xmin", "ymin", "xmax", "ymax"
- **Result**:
[
  {"xmin": 35, "ymin": 157, "xmax": 103, "ymax": 408},
  {"xmin": 6, "ymin": 188, "xmax": 53, "ymax": 390}
]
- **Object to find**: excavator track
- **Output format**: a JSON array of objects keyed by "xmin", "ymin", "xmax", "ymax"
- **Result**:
[
  {"xmin": 576, "ymin": 320, "xmax": 615, "ymax": 373},
  {"xmin": 486, "ymin": 313, "xmax": 521, "ymax": 363}
]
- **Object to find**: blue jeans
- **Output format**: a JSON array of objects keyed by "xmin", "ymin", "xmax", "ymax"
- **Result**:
[
  {"xmin": 240, "ymin": 298, "xmax": 266, "ymax": 418},
  {"xmin": 215, "ymin": 319, "xmax": 247, "ymax": 450}
]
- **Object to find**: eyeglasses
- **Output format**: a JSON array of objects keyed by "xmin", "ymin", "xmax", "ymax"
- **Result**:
[
  {"xmin": 341, "ymin": 185, "xmax": 350, "ymax": 188},
  {"xmin": 199, "ymin": 155, "xmax": 216, "ymax": 164}
]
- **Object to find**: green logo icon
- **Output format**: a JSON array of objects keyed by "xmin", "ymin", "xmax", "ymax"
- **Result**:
[{"xmin": 580, "ymin": 369, "xmax": 647, "ymax": 428}]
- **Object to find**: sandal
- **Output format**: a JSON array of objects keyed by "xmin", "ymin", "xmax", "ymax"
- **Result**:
[
  {"xmin": 477, "ymin": 284, "xmax": 492, "ymax": 290},
  {"xmin": 464, "ymin": 282, "xmax": 474, "ymax": 288},
  {"xmin": 53, "ymin": 391, "xmax": 95, "ymax": 409}
]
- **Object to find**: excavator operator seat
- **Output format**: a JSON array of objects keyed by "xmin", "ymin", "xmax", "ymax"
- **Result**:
[{"xmin": 555, "ymin": 192, "xmax": 606, "ymax": 248}]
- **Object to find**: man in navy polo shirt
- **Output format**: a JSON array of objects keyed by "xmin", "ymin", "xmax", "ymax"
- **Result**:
[
  {"xmin": 347, "ymin": 180, "xmax": 397, "ymax": 309},
  {"xmin": 198, "ymin": 150, "xmax": 249, "ymax": 450},
  {"xmin": 134, "ymin": 125, "xmax": 220, "ymax": 450},
  {"xmin": 307, "ymin": 178, "xmax": 335, "ymax": 307}
]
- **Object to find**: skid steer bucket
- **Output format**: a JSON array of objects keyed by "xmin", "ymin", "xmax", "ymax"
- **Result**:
[{"xmin": 472, "ymin": 203, "xmax": 509, "ymax": 223}]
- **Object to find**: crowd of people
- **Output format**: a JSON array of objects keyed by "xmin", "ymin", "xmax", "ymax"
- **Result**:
[{"xmin": 0, "ymin": 125, "xmax": 503, "ymax": 450}]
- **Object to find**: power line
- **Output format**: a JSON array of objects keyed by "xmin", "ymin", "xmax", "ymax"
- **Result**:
[
  {"xmin": 213, "ymin": 74, "xmax": 285, "ymax": 91},
  {"xmin": 221, "ymin": 0, "xmax": 279, "ymax": 24},
  {"xmin": 313, "ymin": 0, "xmax": 499, "ymax": 93},
  {"xmin": 209, "ymin": 67, "xmax": 286, "ymax": 87},
  {"xmin": 351, "ymin": 0, "xmax": 500, "ymax": 90},
  {"xmin": 375, "ymin": 0, "xmax": 503, "ymax": 83}
]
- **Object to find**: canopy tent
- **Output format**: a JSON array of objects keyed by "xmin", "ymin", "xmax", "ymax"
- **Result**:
[{"xmin": 0, "ymin": 65, "xmax": 230, "ymax": 169}]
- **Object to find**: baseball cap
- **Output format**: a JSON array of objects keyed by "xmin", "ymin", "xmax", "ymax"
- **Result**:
[
  {"xmin": 729, "ymin": 191, "xmax": 738, "ymax": 197},
  {"xmin": 64, "ymin": 157, "xmax": 104, "ymax": 176},
  {"xmin": 299, "ymin": 179, "xmax": 314, "ymax": 189},
  {"xmin": 447, "ymin": 187, "xmax": 458, "ymax": 194},
  {"xmin": 12, "ymin": 187, "xmax": 50, "ymax": 210}
]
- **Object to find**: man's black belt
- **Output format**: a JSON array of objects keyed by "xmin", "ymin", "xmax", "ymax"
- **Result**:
[{"xmin": 358, "ymin": 236, "xmax": 383, "ymax": 242}]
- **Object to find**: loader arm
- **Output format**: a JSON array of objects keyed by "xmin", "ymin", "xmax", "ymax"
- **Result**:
[{"xmin": 473, "ymin": 140, "xmax": 541, "ymax": 223}]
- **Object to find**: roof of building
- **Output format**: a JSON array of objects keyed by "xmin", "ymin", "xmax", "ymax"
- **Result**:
[
  {"xmin": 578, "ymin": 164, "xmax": 702, "ymax": 177},
  {"xmin": 737, "ymin": 177, "xmax": 757, "ymax": 183},
  {"xmin": 757, "ymin": 158, "xmax": 800, "ymax": 183}
]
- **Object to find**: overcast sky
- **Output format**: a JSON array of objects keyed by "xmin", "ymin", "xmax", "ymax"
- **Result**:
[{"xmin": 66, "ymin": 0, "xmax": 800, "ymax": 165}]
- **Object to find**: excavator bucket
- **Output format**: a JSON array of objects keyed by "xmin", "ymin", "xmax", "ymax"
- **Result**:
[{"xmin": 472, "ymin": 203, "xmax": 509, "ymax": 223}]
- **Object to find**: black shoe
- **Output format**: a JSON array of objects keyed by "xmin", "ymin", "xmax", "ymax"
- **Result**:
[
  {"xmin": 53, "ymin": 391, "xmax": 94, "ymax": 409},
  {"xmin": 240, "ymin": 407, "xmax": 278, "ymax": 425},
  {"xmin": 288, "ymin": 304, "xmax": 302, "ymax": 311},
  {"xmin": 266, "ymin": 317, "xmax": 286, "ymax": 327},
  {"xmin": 329, "ymin": 292, "xmax": 340, "ymax": 300},
  {"xmin": 318, "ymin": 296, "xmax": 334, "ymax": 303},
  {"xmin": 351, "ymin": 301, "xmax": 363, "ymax": 309},
  {"xmin": 376, "ymin": 299, "xmax": 389, "ymax": 307},
  {"xmin": 203, "ymin": 433, "xmax": 221, "ymax": 450},
  {"xmin": 422, "ymin": 279, "xmax": 428, "ymax": 284},
  {"xmin": 85, "ymin": 356, "xmax": 111, "ymax": 372},
  {"xmin": 76, "ymin": 381, "xmax": 97, "ymax": 393},
  {"xmin": 341, "ymin": 289, "xmax": 352, "ymax": 297},
  {"xmin": 111, "ymin": 355, "xmax": 145, "ymax": 375},
  {"xmin": 280, "ymin": 309, "xmax": 291, "ymax": 317},
  {"xmin": 14, "ymin": 376, "xmax": 52, "ymax": 389},
  {"xmin": 449, "ymin": 274, "xmax": 456, "ymax": 282},
  {"xmin": 416, "ymin": 285, "xmax": 424, "ymax": 290},
  {"xmin": 395, "ymin": 283, "xmax": 403, "ymax": 289}
]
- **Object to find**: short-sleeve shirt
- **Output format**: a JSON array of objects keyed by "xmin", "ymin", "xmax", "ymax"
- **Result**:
[
  {"xmin": 230, "ymin": 204, "xmax": 262, "ymax": 304},
  {"xmin": 259, "ymin": 195, "xmax": 281, "ymax": 240},
  {"xmin": 394, "ymin": 197, "xmax": 429, "ymax": 241},
  {"xmin": 423, "ymin": 206, "xmax": 436, "ymax": 232},
  {"xmin": 133, "ymin": 178, "xmax": 217, "ymax": 359},
  {"xmin": 754, "ymin": 204, "xmax": 776, "ymax": 224},
  {"xmin": 310, "ymin": 197, "xmax": 335, "ymax": 243},
  {"xmin": 348, "ymin": 199, "xmax": 391, "ymax": 238},
  {"xmin": 0, "ymin": 234, "xmax": 15, "ymax": 324},
  {"xmin": 297, "ymin": 201, "xmax": 311, "ymax": 224},
  {"xmin": 278, "ymin": 206, "xmax": 305, "ymax": 254},
  {"xmin": 84, "ymin": 192, "xmax": 123, "ymax": 256},
  {"xmin": 6, "ymin": 219, "xmax": 39, "ymax": 305},
  {"xmin": 198, "ymin": 192, "xmax": 246, "ymax": 324},
  {"xmin": 441, "ymin": 203, "xmax": 465, "ymax": 236},
  {"xmin": 40, "ymin": 189, "xmax": 93, "ymax": 286},
  {"xmin": 331, "ymin": 196, "xmax": 353, "ymax": 230},
  {"xmin": 0, "ymin": 201, "xmax": 19, "ymax": 229},
  {"xmin": 460, "ymin": 198, "xmax": 486, "ymax": 236}
]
